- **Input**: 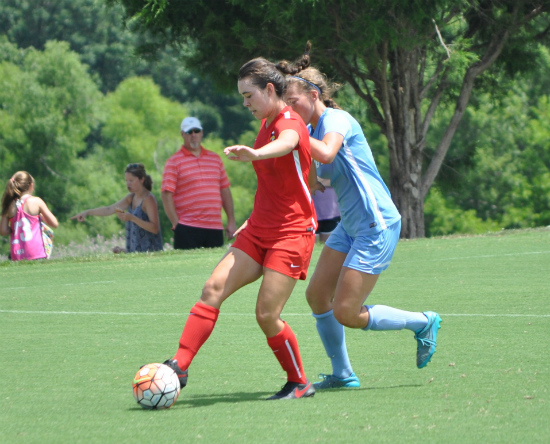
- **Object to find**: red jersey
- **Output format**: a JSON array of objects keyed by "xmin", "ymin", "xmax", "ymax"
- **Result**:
[{"xmin": 247, "ymin": 106, "xmax": 317, "ymax": 238}]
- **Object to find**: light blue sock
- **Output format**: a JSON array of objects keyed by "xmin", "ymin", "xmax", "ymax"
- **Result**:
[
  {"xmin": 363, "ymin": 305, "xmax": 428, "ymax": 332},
  {"xmin": 313, "ymin": 310, "xmax": 353, "ymax": 379}
]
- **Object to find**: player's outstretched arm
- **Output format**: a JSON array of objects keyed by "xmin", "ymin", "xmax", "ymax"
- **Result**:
[{"xmin": 225, "ymin": 129, "xmax": 299, "ymax": 162}]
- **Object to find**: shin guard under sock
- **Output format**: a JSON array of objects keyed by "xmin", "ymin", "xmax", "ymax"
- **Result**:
[
  {"xmin": 313, "ymin": 310, "xmax": 353, "ymax": 378},
  {"xmin": 267, "ymin": 322, "xmax": 307, "ymax": 384},
  {"xmin": 173, "ymin": 302, "xmax": 219, "ymax": 370}
]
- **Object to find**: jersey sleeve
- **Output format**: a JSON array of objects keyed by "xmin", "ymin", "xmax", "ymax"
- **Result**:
[
  {"xmin": 161, "ymin": 157, "xmax": 177, "ymax": 193},
  {"xmin": 275, "ymin": 114, "xmax": 304, "ymax": 148},
  {"xmin": 219, "ymin": 157, "xmax": 230, "ymax": 189},
  {"xmin": 322, "ymin": 111, "xmax": 352, "ymax": 138}
]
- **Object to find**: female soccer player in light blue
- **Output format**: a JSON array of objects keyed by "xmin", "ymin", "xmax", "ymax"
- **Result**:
[{"xmin": 280, "ymin": 49, "xmax": 442, "ymax": 389}]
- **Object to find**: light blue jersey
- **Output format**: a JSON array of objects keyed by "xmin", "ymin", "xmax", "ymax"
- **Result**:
[{"xmin": 312, "ymin": 108, "xmax": 401, "ymax": 237}]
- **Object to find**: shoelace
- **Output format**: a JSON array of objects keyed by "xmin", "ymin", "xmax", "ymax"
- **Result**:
[{"xmin": 415, "ymin": 336, "xmax": 435, "ymax": 346}]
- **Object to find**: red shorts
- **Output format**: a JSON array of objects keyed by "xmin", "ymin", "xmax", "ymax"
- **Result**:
[{"xmin": 232, "ymin": 228, "xmax": 315, "ymax": 280}]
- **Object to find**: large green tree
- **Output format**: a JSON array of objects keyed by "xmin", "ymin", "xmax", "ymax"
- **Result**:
[
  {"xmin": 110, "ymin": 0, "xmax": 550, "ymax": 238},
  {"xmin": 0, "ymin": 0, "xmax": 254, "ymax": 140},
  {"xmin": 0, "ymin": 38, "xmax": 102, "ymax": 214}
]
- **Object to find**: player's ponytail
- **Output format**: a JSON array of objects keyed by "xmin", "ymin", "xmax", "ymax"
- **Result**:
[
  {"xmin": 280, "ymin": 41, "xmax": 342, "ymax": 110},
  {"xmin": 277, "ymin": 41, "xmax": 312, "ymax": 76}
]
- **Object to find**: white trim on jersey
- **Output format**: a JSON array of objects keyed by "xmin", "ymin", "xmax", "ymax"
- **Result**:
[
  {"xmin": 284, "ymin": 339, "xmax": 302, "ymax": 379},
  {"xmin": 284, "ymin": 111, "xmax": 291, "ymax": 119},
  {"xmin": 293, "ymin": 151, "xmax": 312, "ymax": 204},
  {"xmin": 343, "ymin": 142, "xmax": 387, "ymax": 230}
]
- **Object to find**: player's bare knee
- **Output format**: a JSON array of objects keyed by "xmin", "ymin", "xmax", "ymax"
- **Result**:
[
  {"xmin": 255, "ymin": 308, "xmax": 277, "ymax": 330},
  {"xmin": 333, "ymin": 305, "xmax": 356, "ymax": 328},
  {"xmin": 201, "ymin": 278, "xmax": 223, "ymax": 305},
  {"xmin": 306, "ymin": 284, "xmax": 332, "ymax": 313},
  {"xmin": 305, "ymin": 284, "xmax": 317, "ymax": 308}
]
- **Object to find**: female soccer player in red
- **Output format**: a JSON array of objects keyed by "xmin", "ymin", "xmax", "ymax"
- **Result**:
[{"xmin": 161, "ymin": 57, "xmax": 318, "ymax": 400}]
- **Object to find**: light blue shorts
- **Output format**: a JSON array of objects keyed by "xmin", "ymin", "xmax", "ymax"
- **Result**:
[{"xmin": 325, "ymin": 220, "xmax": 401, "ymax": 275}]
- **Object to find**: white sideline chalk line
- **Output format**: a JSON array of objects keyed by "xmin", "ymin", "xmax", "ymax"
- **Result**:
[
  {"xmin": 0, "ymin": 310, "xmax": 549, "ymax": 318},
  {"xmin": 2, "ymin": 280, "xmax": 117, "ymax": 291}
]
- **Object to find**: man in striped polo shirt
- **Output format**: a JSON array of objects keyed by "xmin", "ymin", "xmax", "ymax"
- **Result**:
[{"xmin": 161, "ymin": 117, "xmax": 236, "ymax": 250}]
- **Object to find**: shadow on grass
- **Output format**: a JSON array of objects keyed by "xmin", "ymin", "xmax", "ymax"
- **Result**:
[
  {"xmin": 128, "ymin": 384, "xmax": 423, "ymax": 411},
  {"xmin": 315, "ymin": 383, "xmax": 423, "ymax": 393},
  {"xmin": 125, "ymin": 391, "xmax": 274, "ymax": 411},
  {"xmin": 179, "ymin": 383, "xmax": 422, "ymax": 409},
  {"xmin": 177, "ymin": 391, "xmax": 274, "ymax": 408}
]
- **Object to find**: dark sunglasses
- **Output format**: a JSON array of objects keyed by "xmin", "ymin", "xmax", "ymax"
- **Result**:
[
  {"xmin": 126, "ymin": 163, "xmax": 142, "ymax": 170},
  {"xmin": 186, "ymin": 128, "xmax": 202, "ymax": 134}
]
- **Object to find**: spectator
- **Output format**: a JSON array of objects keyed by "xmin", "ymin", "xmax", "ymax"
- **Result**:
[
  {"xmin": 312, "ymin": 178, "xmax": 340, "ymax": 243},
  {"xmin": 161, "ymin": 117, "xmax": 236, "ymax": 250},
  {"xmin": 1, "ymin": 171, "xmax": 58, "ymax": 261},
  {"xmin": 71, "ymin": 163, "xmax": 163, "ymax": 253}
]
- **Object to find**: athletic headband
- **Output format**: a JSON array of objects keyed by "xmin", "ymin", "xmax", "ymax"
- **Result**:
[{"xmin": 289, "ymin": 76, "xmax": 322, "ymax": 95}]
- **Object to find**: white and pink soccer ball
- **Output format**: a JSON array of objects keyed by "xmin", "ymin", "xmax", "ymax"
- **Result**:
[{"xmin": 132, "ymin": 363, "xmax": 180, "ymax": 409}]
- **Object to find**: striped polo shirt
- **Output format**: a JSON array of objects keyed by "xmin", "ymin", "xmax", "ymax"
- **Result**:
[{"xmin": 161, "ymin": 145, "xmax": 230, "ymax": 230}]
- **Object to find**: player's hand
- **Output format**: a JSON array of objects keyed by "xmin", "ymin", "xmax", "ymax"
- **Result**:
[
  {"xmin": 233, "ymin": 219, "xmax": 248, "ymax": 237},
  {"xmin": 224, "ymin": 145, "xmax": 258, "ymax": 162},
  {"xmin": 310, "ymin": 180, "xmax": 326, "ymax": 196}
]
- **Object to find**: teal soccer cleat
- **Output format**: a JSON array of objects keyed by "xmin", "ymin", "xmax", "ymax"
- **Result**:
[
  {"xmin": 313, "ymin": 373, "xmax": 361, "ymax": 390},
  {"xmin": 414, "ymin": 311, "xmax": 442, "ymax": 369}
]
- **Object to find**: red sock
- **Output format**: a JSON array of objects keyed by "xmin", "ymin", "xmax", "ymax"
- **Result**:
[
  {"xmin": 173, "ymin": 302, "xmax": 219, "ymax": 370},
  {"xmin": 266, "ymin": 322, "xmax": 307, "ymax": 384}
]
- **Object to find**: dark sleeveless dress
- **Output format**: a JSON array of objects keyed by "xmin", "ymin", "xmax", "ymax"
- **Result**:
[{"xmin": 125, "ymin": 200, "xmax": 163, "ymax": 253}]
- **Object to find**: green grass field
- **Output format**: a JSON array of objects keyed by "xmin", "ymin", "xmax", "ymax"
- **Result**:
[{"xmin": 1, "ymin": 228, "xmax": 549, "ymax": 444}]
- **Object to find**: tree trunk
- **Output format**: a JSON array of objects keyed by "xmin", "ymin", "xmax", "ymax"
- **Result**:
[
  {"xmin": 377, "ymin": 46, "xmax": 427, "ymax": 238},
  {"xmin": 389, "ymin": 139, "xmax": 426, "ymax": 239},
  {"xmin": 364, "ymin": 30, "xmax": 509, "ymax": 238}
]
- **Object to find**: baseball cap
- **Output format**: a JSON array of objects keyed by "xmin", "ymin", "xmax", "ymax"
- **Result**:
[{"xmin": 181, "ymin": 117, "xmax": 203, "ymax": 133}]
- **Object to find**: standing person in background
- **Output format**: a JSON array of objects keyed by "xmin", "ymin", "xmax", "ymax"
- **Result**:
[
  {"xmin": 71, "ymin": 163, "xmax": 163, "ymax": 253},
  {"xmin": 312, "ymin": 179, "xmax": 340, "ymax": 243},
  {"xmin": 161, "ymin": 117, "xmax": 236, "ymax": 250},
  {"xmin": 280, "ymin": 45, "xmax": 442, "ymax": 390},
  {"xmin": 1, "ymin": 171, "xmax": 58, "ymax": 261},
  {"xmin": 158, "ymin": 57, "xmax": 317, "ymax": 400}
]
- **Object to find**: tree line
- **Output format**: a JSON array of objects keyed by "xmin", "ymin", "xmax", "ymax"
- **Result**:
[
  {"xmin": 1, "ymin": 0, "xmax": 549, "ymax": 258},
  {"xmin": 112, "ymin": 0, "xmax": 550, "ymax": 238}
]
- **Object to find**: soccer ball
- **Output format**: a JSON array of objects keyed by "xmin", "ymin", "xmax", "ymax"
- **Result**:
[{"xmin": 132, "ymin": 363, "xmax": 180, "ymax": 409}]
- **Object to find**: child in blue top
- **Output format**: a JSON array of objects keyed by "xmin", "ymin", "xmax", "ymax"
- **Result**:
[{"xmin": 280, "ymin": 48, "xmax": 442, "ymax": 389}]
